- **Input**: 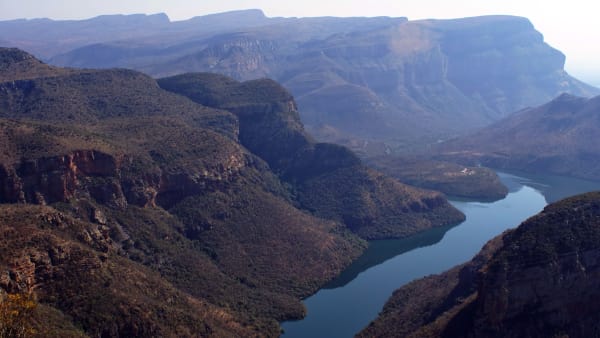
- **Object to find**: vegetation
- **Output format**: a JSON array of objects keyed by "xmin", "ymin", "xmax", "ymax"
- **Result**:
[
  {"xmin": 359, "ymin": 192, "xmax": 600, "ymax": 337},
  {"xmin": 0, "ymin": 48, "xmax": 369, "ymax": 336},
  {"xmin": 367, "ymin": 156, "xmax": 508, "ymax": 200},
  {"xmin": 159, "ymin": 72, "xmax": 465, "ymax": 240},
  {"xmin": 0, "ymin": 292, "xmax": 37, "ymax": 338},
  {"xmin": 437, "ymin": 93, "xmax": 600, "ymax": 181}
]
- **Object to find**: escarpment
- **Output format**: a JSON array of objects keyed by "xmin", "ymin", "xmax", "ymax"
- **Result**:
[
  {"xmin": 0, "ymin": 147, "xmax": 249, "ymax": 209},
  {"xmin": 8, "ymin": 13, "xmax": 595, "ymax": 153}
]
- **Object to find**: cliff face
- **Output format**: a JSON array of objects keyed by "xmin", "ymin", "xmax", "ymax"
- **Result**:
[
  {"xmin": 0, "ymin": 148, "xmax": 248, "ymax": 209},
  {"xmin": 159, "ymin": 73, "xmax": 465, "ymax": 240},
  {"xmin": 6, "ymin": 13, "xmax": 595, "ymax": 154},
  {"xmin": 437, "ymin": 93, "xmax": 600, "ymax": 181},
  {"xmin": 359, "ymin": 192, "xmax": 600, "ymax": 338},
  {"xmin": 439, "ymin": 16, "xmax": 579, "ymax": 117}
]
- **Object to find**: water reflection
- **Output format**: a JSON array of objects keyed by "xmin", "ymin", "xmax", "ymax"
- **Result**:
[
  {"xmin": 282, "ymin": 171, "xmax": 600, "ymax": 337},
  {"xmin": 282, "ymin": 172, "xmax": 548, "ymax": 338},
  {"xmin": 325, "ymin": 221, "xmax": 458, "ymax": 289},
  {"xmin": 497, "ymin": 170, "xmax": 600, "ymax": 203}
]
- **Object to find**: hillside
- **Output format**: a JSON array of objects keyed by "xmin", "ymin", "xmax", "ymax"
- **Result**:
[
  {"xmin": 0, "ymin": 205, "xmax": 260, "ymax": 337},
  {"xmin": 0, "ymin": 48, "xmax": 466, "ymax": 335},
  {"xmin": 2, "ymin": 11, "xmax": 596, "ymax": 154},
  {"xmin": 158, "ymin": 72, "xmax": 464, "ymax": 239},
  {"xmin": 437, "ymin": 93, "xmax": 600, "ymax": 181},
  {"xmin": 367, "ymin": 157, "xmax": 508, "ymax": 200},
  {"xmin": 0, "ymin": 48, "xmax": 369, "ymax": 336},
  {"xmin": 359, "ymin": 191, "xmax": 600, "ymax": 337}
]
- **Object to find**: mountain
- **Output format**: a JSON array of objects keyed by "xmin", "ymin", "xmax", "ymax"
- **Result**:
[
  {"xmin": 0, "ymin": 48, "xmax": 463, "ymax": 335},
  {"xmin": 436, "ymin": 93, "xmax": 600, "ymax": 181},
  {"xmin": 157, "ymin": 72, "xmax": 464, "ymax": 239},
  {"xmin": 2, "ymin": 11, "xmax": 596, "ymax": 154},
  {"xmin": 359, "ymin": 191, "xmax": 600, "ymax": 337}
]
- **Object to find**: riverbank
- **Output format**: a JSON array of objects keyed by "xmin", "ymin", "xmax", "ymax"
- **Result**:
[{"xmin": 281, "ymin": 172, "xmax": 549, "ymax": 337}]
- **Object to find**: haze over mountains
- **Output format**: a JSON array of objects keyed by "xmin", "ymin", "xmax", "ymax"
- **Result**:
[
  {"xmin": 437, "ymin": 93, "xmax": 600, "ymax": 181},
  {"xmin": 1, "ymin": 10, "xmax": 597, "ymax": 154},
  {"xmin": 2, "ymin": 7, "xmax": 600, "ymax": 337}
]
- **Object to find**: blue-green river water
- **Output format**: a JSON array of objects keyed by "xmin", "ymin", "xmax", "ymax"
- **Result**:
[{"xmin": 281, "ymin": 172, "xmax": 600, "ymax": 337}]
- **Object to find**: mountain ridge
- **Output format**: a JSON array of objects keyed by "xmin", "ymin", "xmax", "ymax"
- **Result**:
[
  {"xmin": 436, "ymin": 93, "xmax": 600, "ymax": 181},
  {"xmin": 3, "ymin": 12, "xmax": 595, "ymax": 154}
]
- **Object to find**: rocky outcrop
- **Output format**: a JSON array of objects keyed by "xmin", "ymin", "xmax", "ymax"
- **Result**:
[
  {"xmin": 0, "ymin": 149, "xmax": 249, "ymax": 210},
  {"xmin": 359, "ymin": 192, "xmax": 600, "ymax": 338},
  {"xmin": 0, "ymin": 205, "xmax": 259, "ymax": 337}
]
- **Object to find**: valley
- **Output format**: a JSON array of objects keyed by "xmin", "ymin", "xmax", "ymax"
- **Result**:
[
  {"xmin": 284, "ymin": 172, "xmax": 600, "ymax": 337},
  {"xmin": 2, "ymin": 7, "xmax": 600, "ymax": 338},
  {"xmin": 360, "ymin": 188, "xmax": 600, "ymax": 337},
  {"xmin": 0, "ymin": 48, "xmax": 463, "ymax": 336}
]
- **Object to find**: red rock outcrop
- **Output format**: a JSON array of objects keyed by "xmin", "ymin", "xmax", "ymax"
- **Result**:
[{"xmin": 0, "ymin": 149, "xmax": 248, "ymax": 211}]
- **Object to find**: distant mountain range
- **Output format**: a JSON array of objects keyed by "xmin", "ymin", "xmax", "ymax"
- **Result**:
[
  {"xmin": 437, "ymin": 93, "xmax": 600, "ymax": 181},
  {"xmin": 1, "ymin": 10, "xmax": 597, "ymax": 154}
]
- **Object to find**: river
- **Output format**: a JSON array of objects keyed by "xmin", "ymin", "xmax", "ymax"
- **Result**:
[{"xmin": 281, "ymin": 171, "xmax": 600, "ymax": 337}]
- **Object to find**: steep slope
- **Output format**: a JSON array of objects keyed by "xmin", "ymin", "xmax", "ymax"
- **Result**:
[
  {"xmin": 437, "ymin": 93, "xmax": 600, "ymax": 181},
  {"xmin": 5, "ymin": 12, "xmax": 594, "ymax": 153},
  {"xmin": 0, "ymin": 48, "xmax": 367, "ymax": 336},
  {"xmin": 158, "ymin": 72, "xmax": 464, "ymax": 239},
  {"xmin": 0, "ymin": 205, "xmax": 257, "ymax": 337},
  {"xmin": 359, "ymin": 191, "xmax": 600, "ymax": 338}
]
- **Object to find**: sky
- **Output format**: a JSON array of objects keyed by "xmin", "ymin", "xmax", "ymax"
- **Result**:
[{"xmin": 1, "ymin": 0, "xmax": 599, "ymax": 84}]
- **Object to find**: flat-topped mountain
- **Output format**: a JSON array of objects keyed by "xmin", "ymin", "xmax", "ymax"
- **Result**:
[
  {"xmin": 359, "ymin": 191, "xmax": 600, "ymax": 337},
  {"xmin": 0, "ymin": 48, "xmax": 463, "ymax": 335},
  {"xmin": 437, "ymin": 93, "xmax": 600, "ymax": 181},
  {"xmin": 2, "ymin": 11, "xmax": 596, "ymax": 154}
]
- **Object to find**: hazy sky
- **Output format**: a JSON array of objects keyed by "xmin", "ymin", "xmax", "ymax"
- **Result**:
[{"xmin": 1, "ymin": 0, "xmax": 598, "ymax": 84}]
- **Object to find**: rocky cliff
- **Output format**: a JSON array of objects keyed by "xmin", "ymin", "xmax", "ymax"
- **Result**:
[
  {"xmin": 437, "ymin": 93, "xmax": 600, "ymax": 181},
  {"xmin": 359, "ymin": 191, "xmax": 600, "ymax": 338},
  {"xmin": 3, "ymin": 12, "xmax": 595, "ymax": 153}
]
